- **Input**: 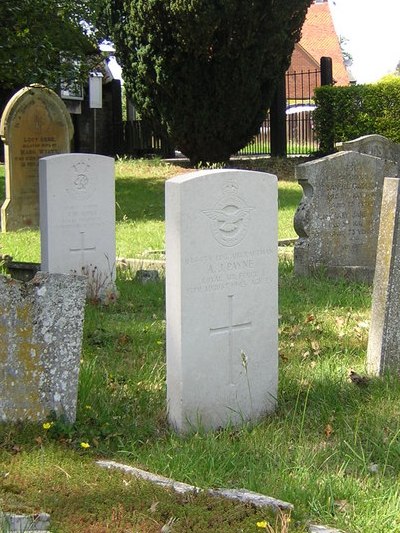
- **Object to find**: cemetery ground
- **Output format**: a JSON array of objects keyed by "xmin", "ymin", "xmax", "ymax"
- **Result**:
[{"xmin": 0, "ymin": 159, "xmax": 400, "ymax": 533}]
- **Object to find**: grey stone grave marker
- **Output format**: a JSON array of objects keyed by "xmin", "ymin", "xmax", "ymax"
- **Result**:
[
  {"xmin": 367, "ymin": 177, "xmax": 400, "ymax": 374},
  {"xmin": 337, "ymin": 134, "xmax": 400, "ymax": 173},
  {"xmin": 0, "ymin": 85, "xmax": 73, "ymax": 231},
  {"xmin": 294, "ymin": 151, "xmax": 397, "ymax": 282},
  {"xmin": 166, "ymin": 169, "xmax": 278, "ymax": 433},
  {"xmin": 0, "ymin": 273, "xmax": 86, "ymax": 422}
]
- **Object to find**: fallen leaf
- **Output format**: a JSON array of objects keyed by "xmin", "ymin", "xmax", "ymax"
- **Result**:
[
  {"xmin": 311, "ymin": 340, "xmax": 321, "ymax": 355},
  {"xmin": 149, "ymin": 501, "xmax": 159, "ymax": 513}
]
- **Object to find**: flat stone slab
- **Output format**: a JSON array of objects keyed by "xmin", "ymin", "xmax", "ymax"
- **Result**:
[
  {"xmin": 96, "ymin": 460, "xmax": 293, "ymax": 511},
  {"xmin": 309, "ymin": 525, "xmax": 346, "ymax": 533}
]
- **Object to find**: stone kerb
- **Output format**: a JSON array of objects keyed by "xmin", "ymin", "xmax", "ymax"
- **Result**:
[
  {"xmin": 166, "ymin": 169, "xmax": 278, "ymax": 433},
  {"xmin": 0, "ymin": 85, "xmax": 73, "ymax": 232},
  {"xmin": 337, "ymin": 134, "xmax": 400, "ymax": 174},
  {"xmin": 367, "ymin": 177, "xmax": 400, "ymax": 375},
  {"xmin": 0, "ymin": 272, "xmax": 86, "ymax": 422},
  {"xmin": 293, "ymin": 151, "xmax": 397, "ymax": 282}
]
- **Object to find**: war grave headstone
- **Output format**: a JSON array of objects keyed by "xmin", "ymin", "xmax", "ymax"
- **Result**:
[
  {"xmin": 166, "ymin": 169, "xmax": 278, "ymax": 433},
  {"xmin": 1, "ymin": 85, "xmax": 73, "ymax": 232},
  {"xmin": 0, "ymin": 272, "xmax": 86, "ymax": 422},
  {"xmin": 294, "ymin": 151, "xmax": 397, "ymax": 282},
  {"xmin": 337, "ymin": 134, "xmax": 400, "ymax": 174},
  {"xmin": 39, "ymin": 153, "xmax": 116, "ymax": 301},
  {"xmin": 367, "ymin": 177, "xmax": 400, "ymax": 375}
]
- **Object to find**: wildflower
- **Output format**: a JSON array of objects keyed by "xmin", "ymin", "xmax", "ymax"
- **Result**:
[
  {"xmin": 256, "ymin": 521, "xmax": 268, "ymax": 529},
  {"xmin": 42, "ymin": 422, "xmax": 53, "ymax": 430},
  {"xmin": 85, "ymin": 405, "xmax": 92, "ymax": 410},
  {"xmin": 80, "ymin": 442, "xmax": 90, "ymax": 449}
]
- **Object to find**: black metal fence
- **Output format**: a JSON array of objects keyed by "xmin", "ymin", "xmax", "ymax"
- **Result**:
[
  {"xmin": 239, "ymin": 68, "xmax": 320, "ymax": 156},
  {"xmin": 122, "ymin": 63, "xmax": 329, "ymax": 158}
]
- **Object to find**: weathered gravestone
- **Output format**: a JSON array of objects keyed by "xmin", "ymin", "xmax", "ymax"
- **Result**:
[
  {"xmin": 294, "ymin": 151, "xmax": 397, "ymax": 282},
  {"xmin": 337, "ymin": 134, "xmax": 400, "ymax": 173},
  {"xmin": 166, "ymin": 169, "xmax": 278, "ymax": 433},
  {"xmin": 39, "ymin": 153, "xmax": 116, "ymax": 301},
  {"xmin": 367, "ymin": 177, "xmax": 400, "ymax": 375},
  {"xmin": 0, "ymin": 272, "xmax": 86, "ymax": 422},
  {"xmin": 1, "ymin": 85, "xmax": 73, "ymax": 232}
]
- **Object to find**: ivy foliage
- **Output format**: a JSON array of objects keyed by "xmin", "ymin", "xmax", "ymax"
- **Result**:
[
  {"xmin": 314, "ymin": 79, "xmax": 400, "ymax": 154},
  {"xmin": 105, "ymin": 0, "xmax": 312, "ymax": 165}
]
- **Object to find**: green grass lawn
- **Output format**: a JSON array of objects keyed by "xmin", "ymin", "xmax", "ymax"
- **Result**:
[
  {"xmin": 1, "ymin": 159, "xmax": 399, "ymax": 532},
  {"xmin": 0, "ymin": 158, "xmax": 301, "ymax": 262}
]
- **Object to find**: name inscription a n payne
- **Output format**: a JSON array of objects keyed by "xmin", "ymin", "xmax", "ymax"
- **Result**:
[
  {"xmin": 69, "ymin": 231, "xmax": 96, "ymax": 266},
  {"xmin": 209, "ymin": 294, "xmax": 252, "ymax": 385}
]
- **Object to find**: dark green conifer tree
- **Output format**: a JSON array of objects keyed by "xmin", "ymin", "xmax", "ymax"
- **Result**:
[{"xmin": 107, "ymin": 0, "xmax": 312, "ymax": 164}]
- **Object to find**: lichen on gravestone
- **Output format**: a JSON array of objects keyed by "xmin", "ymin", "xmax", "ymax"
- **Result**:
[{"xmin": 0, "ymin": 272, "xmax": 86, "ymax": 423}]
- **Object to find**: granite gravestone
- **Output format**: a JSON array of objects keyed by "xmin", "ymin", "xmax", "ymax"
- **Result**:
[
  {"xmin": 0, "ymin": 85, "xmax": 73, "ymax": 232},
  {"xmin": 0, "ymin": 273, "xmax": 86, "ymax": 422},
  {"xmin": 39, "ymin": 154, "xmax": 116, "ymax": 301},
  {"xmin": 337, "ymin": 134, "xmax": 400, "ymax": 173},
  {"xmin": 367, "ymin": 177, "xmax": 400, "ymax": 375},
  {"xmin": 294, "ymin": 151, "xmax": 397, "ymax": 282},
  {"xmin": 166, "ymin": 169, "xmax": 278, "ymax": 433}
]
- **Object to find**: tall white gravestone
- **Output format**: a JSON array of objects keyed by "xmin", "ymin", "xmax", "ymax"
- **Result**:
[
  {"xmin": 166, "ymin": 169, "xmax": 278, "ymax": 433},
  {"xmin": 39, "ymin": 154, "xmax": 116, "ymax": 299}
]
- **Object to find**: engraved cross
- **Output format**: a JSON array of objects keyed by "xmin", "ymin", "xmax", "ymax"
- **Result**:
[
  {"xmin": 209, "ymin": 294, "xmax": 252, "ymax": 385},
  {"xmin": 69, "ymin": 231, "xmax": 96, "ymax": 266}
]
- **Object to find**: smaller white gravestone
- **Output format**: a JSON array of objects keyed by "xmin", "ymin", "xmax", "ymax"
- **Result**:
[
  {"xmin": 166, "ymin": 169, "xmax": 278, "ymax": 433},
  {"xmin": 367, "ymin": 177, "xmax": 400, "ymax": 375},
  {"xmin": 39, "ymin": 154, "xmax": 116, "ymax": 300}
]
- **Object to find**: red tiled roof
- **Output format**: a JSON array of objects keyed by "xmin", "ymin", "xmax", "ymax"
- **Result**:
[{"xmin": 292, "ymin": 0, "xmax": 350, "ymax": 86}]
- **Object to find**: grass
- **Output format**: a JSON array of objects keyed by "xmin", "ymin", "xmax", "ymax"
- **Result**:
[
  {"xmin": 1, "ymin": 157, "xmax": 400, "ymax": 532},
  {"xmin": 0, "ymin": 157, "xmax": 301, "ymax": 262}
]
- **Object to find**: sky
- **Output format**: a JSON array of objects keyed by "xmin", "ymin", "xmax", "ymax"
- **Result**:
[{"xmin": 328, "ymin": 0, "xmax": 400, "ymax": 83}]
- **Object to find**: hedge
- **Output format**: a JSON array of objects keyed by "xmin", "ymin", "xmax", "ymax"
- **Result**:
[{"xmin": 314, "ymin": 78, "xmax": 400, "ymax": 154}]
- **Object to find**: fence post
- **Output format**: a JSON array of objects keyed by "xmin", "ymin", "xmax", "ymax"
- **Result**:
[
  {"xmin": 320, "ymin": 57, "xmax": 333, "ymax": 86},
  {"xmin": 270, "ymin": 74, "xmax": 287, "ymax": 157}
]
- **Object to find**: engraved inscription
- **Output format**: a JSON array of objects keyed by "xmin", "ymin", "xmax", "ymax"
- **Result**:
[{"xmin": 185, "ymin": 248, "xmax": 272, "ymax": 294}]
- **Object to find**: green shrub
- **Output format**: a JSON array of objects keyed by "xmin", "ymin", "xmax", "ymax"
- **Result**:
[{"xmin": 314, "ymin": 78, "xmax": 400, "ymax": 153}]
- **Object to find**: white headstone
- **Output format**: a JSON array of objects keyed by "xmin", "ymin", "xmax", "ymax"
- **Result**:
[
  {"xmin": 166, "ymin": 169, "xmax": 278, "ymax": 433},
  {"xmin": 39, "ymin": 154, "xmax": 116, "ymax": 300}
]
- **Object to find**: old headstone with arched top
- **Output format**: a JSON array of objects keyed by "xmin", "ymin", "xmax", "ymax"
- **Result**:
[{"xmin": 0, "ymin": 85, "xmax": 73, "ymax": 232}]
